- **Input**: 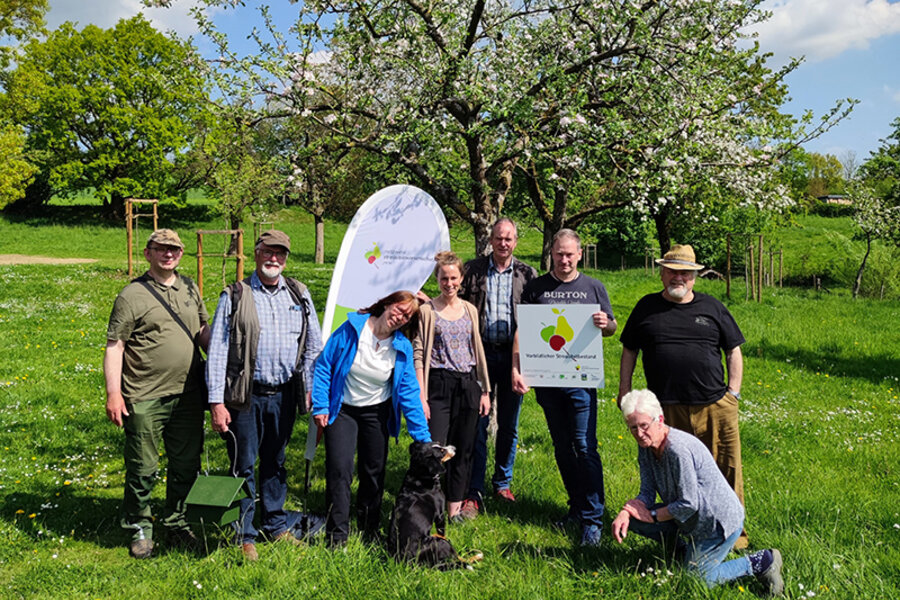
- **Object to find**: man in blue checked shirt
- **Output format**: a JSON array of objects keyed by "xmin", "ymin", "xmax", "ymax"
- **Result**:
[{"xmin": 207, "ymin": 230, "xmax": 323, "ymax": 562}]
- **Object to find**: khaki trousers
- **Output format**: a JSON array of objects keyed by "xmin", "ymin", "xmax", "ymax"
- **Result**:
[{"xmin": 662, "ymin": 391, "xmax": 745, "ymax": 507}]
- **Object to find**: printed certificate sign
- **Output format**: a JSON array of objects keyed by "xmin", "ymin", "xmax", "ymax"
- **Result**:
[{"xmin": 517, "ymin": 304, "xmax": 604, "ymax": 389}]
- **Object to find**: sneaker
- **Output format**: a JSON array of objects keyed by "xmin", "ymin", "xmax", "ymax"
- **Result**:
[
  {"xmin": 129, "ymin": 538, "xmax": 154, "ymax": 559},
  {"xmin": 580, "ymin": 524, "xmax": 602, "ymax": 547},
  {"xmin": 273, "ymin": 530, "xmax": 303, "ymax": 546},
  {"xmin": 756, "ymin": 549, "xmax": 784, "ymax": 596},
  {"xmin": 494, "ymin": 488, "xmax": 516, "ymax": 503},
  {"xmin": 241, "ymin": 542, "xmax": 259, "ymax": 562},
  {"xmin": 459, "ymin": 498, "xmax": 480, "ymax": 520}
]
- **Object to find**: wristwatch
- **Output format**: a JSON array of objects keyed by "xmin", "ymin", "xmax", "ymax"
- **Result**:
[
  {"xmin": 650, "ymin": 509, "xmax": 658, "ymax": 523},
  {"xmin": 728, "ymin": 388, "xmax": 741, "ymax": 400}
]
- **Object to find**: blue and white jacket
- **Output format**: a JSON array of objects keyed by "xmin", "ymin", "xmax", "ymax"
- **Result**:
[{"xmin": 311, "ymin": 311, "xmax": 431, "ymax": 442}]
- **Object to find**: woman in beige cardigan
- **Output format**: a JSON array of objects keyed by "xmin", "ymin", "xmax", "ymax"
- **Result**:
[{"xmin": 414, "ymin": 251, "xmax": 491, "ymax": 522}]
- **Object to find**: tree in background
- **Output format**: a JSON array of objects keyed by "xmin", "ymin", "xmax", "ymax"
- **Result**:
[
  {"xmin": 860, "ymin": 116, "xmax": 900, "ymax": 206},
  {"xmin": 0, "ymin": 125, "xmax": 37, "ymax": 210},
  {"xmin": 0, "ymin": 0, "xmax": 47, "ymax": 73},
  {"xmin": 5, "ymin": 16, "xmax": 212, "ymax": 215},
  {"xmin": 846, "ymin": 181, "xmax": 900, "ymax": 299},
  {"xmin": 179, "ymin": 0, "xmax": 847, "ymax": 257}
]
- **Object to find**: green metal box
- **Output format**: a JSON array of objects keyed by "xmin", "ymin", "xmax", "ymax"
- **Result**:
[{"xmin": 185, "ymin": 475, "xmax": 248, "ymax": 527}]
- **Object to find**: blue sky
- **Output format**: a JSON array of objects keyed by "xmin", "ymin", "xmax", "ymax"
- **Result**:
[{"xmin": 45, "ymin": 0, "xmax": 900, "ymax": 166}]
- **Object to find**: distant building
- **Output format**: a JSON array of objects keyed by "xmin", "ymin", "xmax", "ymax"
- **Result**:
[{"xmin": 817, "ymin": 194, "xmax": 851, "ymax": 205}]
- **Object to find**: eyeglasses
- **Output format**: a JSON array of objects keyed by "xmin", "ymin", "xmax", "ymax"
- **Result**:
[
  {"xmin": 257, "ymin": 248, "xmax": 288, "ymax": 260},
  {"xmin": 149, "ymin": 245, "xmax": 183, "ymax": 255},
  {"xmin": 628, "ymin": 420, "xmax": 657, "ymax": 434}
]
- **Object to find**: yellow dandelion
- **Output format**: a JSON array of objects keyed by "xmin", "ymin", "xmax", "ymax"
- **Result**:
[
  {"xmin": 28, "ymin": 513, "xmax": 36, "ymax": 519},
  {"xmin": 738, "ymin": 585, "xmax": 745, "ymax": 592},
  {"xmin": 15, "ymin": 509, "xmax": 24, "ymax": 514},
  {"xmin": 63, "ymin": 480, "xmax": 71, "ymax": 486},
  {"xmin": 617, "ymin": 435, "xmax": 623, "ymax": 440}
]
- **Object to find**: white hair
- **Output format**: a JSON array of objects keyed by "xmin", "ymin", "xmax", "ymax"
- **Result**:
[{"xmin": 620, "ymin": 389, "xmax": 663, "ymax": 421}]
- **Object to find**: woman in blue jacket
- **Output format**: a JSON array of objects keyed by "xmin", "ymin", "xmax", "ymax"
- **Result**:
[{"xmin": 312, "ymin": 290, "xmax": 431, "ymax": 546}]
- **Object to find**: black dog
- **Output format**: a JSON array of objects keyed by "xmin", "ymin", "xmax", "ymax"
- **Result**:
[{"xmin": 387, "ymin": 442, "xmax": 481, "ymax": 569}]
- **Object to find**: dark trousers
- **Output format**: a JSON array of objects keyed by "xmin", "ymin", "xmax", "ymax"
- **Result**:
[
  {"xmin": 121, "ymin": 391, "xmax": 204, "ymax": 541},
  {"xmin": 324, "ymin": 402, "xmax": 391, "ymax": 544},
  {"xmin": 535, "ymin": 387, "xmax": 605, "ymax": 527},
  {"xmin": 427, "ymin": 368, "xmax": 481, "ymax": 503},
  {"xmin": 225, "ymin": 389, "xmax": 297, "ymax": 543},
  {"xmin": 470, "ymin": 345, "xmax": 523, "ymax": 497}
]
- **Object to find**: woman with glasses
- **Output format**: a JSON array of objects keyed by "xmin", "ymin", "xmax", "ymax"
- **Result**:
[
  {"xmin": 311, "ymin": 291, "xmax": 431, "ymax": 546},
  {"xmin": 612, "ymin": 389, "xmax": 784, "ymax": 596}
]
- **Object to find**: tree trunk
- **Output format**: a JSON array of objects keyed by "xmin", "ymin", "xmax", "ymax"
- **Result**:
[
  {"xmin": 652, "ymin": 206, "xmax": 672, "ymax": 255},
  {"xmin": 852, "ymin": 233, "xmax": 871, "ymax": 299},
  {"xmin": 473, "ymin": 218, "xmax": 493, "ymax": 257},
  {"xmin": 314, "ymin": 212, "xmax": 325, "ymax": 264},
  {"xmin": 227, "ymin": 210, "xmax": 242, "ymax": 256}
]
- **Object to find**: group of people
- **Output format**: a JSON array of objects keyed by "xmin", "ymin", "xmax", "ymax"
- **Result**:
[{"xmin": 103, "ymin": 221, "xmax": 783, "ymax": 595}]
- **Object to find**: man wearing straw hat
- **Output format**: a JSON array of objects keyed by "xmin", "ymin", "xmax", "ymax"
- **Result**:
[
  {"xmin": 617, "ymin": 244, "xmax": 750, "ymax": 549},
  {"xmin": 104, "ymin": 229, "xmax": 210, "ymax": 559}
]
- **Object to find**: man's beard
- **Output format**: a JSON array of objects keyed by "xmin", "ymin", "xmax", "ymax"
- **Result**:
[
  {"xmin": 260, "ymin": 262, "xmax": 284, "ymax": 279},
  {"xmin": 666, "ymin": 284, "xmax": 689, "ymax": 300}
]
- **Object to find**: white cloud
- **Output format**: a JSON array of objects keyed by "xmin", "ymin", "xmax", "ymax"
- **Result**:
[
  {"xmin": 750, "ymin": 0, "xmax": 900, "ymax": 64},
  {"xmin": 47, "ymin": 0, "xmax": 203, "ymax": 39}
]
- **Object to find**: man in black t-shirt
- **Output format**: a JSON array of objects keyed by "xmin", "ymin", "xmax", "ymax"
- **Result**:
[
  {"xmin": 512, "ymin": 229, "xmax": 616, "ymax": 547},
  {"xmin": 618, "ymin": 244, "xmax": 749, "ymax": 549}
]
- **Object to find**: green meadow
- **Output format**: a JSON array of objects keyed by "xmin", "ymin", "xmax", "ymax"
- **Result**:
[{"xmin": 0, "ymin": 201, "xmax": 898, "ymax": 599}]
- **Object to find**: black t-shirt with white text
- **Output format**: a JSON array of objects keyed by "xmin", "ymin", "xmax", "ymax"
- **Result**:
[{"xmin": 620, "ymin": 292, "xmax": 744, "ymax": 406}]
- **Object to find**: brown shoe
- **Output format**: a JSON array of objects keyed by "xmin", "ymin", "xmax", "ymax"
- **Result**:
[
  {"xmin": 734, "ymin": 532, "xmax": 750, "ymax": 550},
  {"xmin": 273, "ymin": 530, "xmax": 302, "ymax": 546},
  {"xmin": 242, "ymin": 542, "xmax": 259, "ymax": 562},
  {"xmin": 494, "ymin": 488, "xmax": 516, "ymax": 503}
]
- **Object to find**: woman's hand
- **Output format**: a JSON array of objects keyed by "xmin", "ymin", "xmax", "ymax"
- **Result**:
[
  {"xmin": 313, "ymin": 413, "xmax": 328, "ymax": 429},
  {"xmin": 421, "ymin": 398, "xmax": 431, "ymax": 421},
  {"xmin": 479, "ymin": 392, "xmax": 491, "ymax": 417},
  {"xmin": 612, "ymin": 509, "xmax": 631, "ymax": 543}
]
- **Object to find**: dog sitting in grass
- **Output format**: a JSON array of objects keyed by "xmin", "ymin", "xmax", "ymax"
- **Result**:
[{"xmin": 387, "ymin": 442, "xmax": 482, "ymax": 569}]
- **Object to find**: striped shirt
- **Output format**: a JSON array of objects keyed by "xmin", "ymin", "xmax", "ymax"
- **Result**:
[
  {"xmin": 484, "ymin": 256, "xmax": 514, "ymax": 344},
  {"xmin": 206, "ymin": 270, "xmax": 323, "ymax": 404}
]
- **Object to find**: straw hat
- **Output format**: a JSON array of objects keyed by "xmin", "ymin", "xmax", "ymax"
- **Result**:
[{"xmin": 655, "ymin": 244, "xmax": 704, "ymax": 270}]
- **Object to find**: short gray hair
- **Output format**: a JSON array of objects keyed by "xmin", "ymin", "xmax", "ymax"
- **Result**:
[
  {"xmin": 620, "ymin": 389, "xmax": 663, "ymax": 421},
  {"xmin": 552, "ymin": 228, "xmax": 581, "ymax": 250},
  {"xmin": 491, "ymin": 217, "xmax": 518, "ymax": 239}
]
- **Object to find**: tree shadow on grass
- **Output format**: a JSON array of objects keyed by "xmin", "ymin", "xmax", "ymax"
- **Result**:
[
  {"xmin": 0, "ymin": 491, "xmax": 125, "ymax": 548},
  {"xmin": 756, "ymin": 340, "xmax": 900, "ymax": 385}
]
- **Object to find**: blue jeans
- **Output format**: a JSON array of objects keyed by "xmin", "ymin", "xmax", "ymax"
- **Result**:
[
  {"xmin": 630, "ymin": 514, "xmax": 752, "ymax": 587},
  {"xmin": 224, "ymin": 389, "xmax": 297, "ymax": 543},
  {"xmin": 469, "ymin": 346, "xmax": 523, "ymax": 496},
  {"xmin": 535, "ymin": 387, "xmax": 604, "ymax": 526}
]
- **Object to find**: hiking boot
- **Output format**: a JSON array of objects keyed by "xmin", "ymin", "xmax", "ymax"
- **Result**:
[
  {"xmin": 494, "ymin": 488, "xmax": 516, "ymax": 503},
  {"xmin": 273, "ymin": 530, "xmax": 303, "ymax": 546},
  {"xmin": 166, "ymin": 528, "xmax": 202, "ymax": 552},
  {"xmin": 580, "ymin": 524, "xmax": 602, "ymax": 547},
  {"xmin": 755, "ymin": 549, "xmax": 784, "ymax": 596},
  {"xmin": 459, "ymin": 498, "xmax": 480, "ymax": 520},
  {"xmin": 734, "ymin": 531, "xmax": 750, "ymax": 550},
  {"xmin": 241, "ymin": 542, "xmax": 259, "ymax": 562},
  {"xmin": 130, "ymin": 538, "xmax": 154, "ymax": 559}
]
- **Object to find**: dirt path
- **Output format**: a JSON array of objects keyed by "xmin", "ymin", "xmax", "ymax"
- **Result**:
[{"xmin": 0, "ymin": 254, "xmax": 98, "ymax": 265}]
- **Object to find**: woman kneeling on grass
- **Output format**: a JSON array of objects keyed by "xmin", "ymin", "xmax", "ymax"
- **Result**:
[
  {"xmin": 312, "ymin": 291, "xmax": 431, "ymax": 547},
  {"xmin": 414, "ymin": 251, "xmax": 491, "ymax": 523},
  {"xmin": 613, "ymin": 389, "xmax": 784, "ymax": 596}
]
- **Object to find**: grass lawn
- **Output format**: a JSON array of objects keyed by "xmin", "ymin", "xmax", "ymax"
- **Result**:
[{"xmin": 0, "ymin": 202, "xmax": 898, "ymax": 599}]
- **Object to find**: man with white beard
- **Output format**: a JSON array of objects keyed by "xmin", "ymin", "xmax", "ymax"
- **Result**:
[
  {"xmin": 207, "ymin": 230, "xmax": 322, "ymax": 561},
  {"xmin": 617, "ymin": 244, "xmax": 750, "ymax": 550}
]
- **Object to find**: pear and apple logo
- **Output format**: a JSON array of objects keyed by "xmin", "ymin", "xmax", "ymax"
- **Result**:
[
  {"xmin": 540, "ymin": 308, "xmax": 575, "ymax": 351},
  {"xmin": 365, "ymin": 242, "xmax": 381, "ymax": 269}
]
